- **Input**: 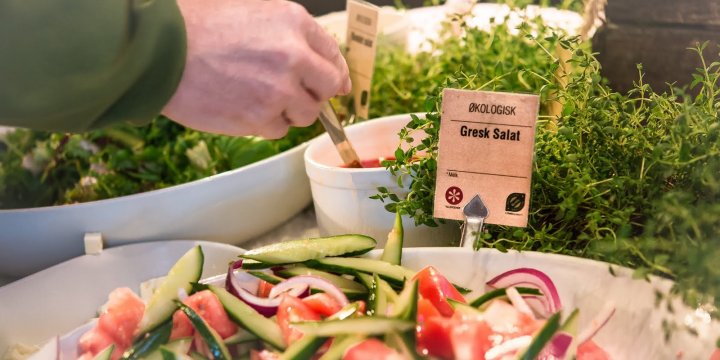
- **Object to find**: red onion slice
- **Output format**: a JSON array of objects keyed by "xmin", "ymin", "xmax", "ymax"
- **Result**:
[
  {"xmin": 225, "ymin": 260, "xmax": 308, "ymax": 317},
  {"xmin": 269, "ymin": 275, "xmax": 349, "ymax": 307},
  {"xmin": 577, "ymin": 303, "xmax": 616, "ymax": 344},
  {"xmin": 486, "ymin": 268, "xmax": 562, "ymax": 316},
  {"xmin": 539, "ymin": 331, "xmax": 573, "ymax": 359}
]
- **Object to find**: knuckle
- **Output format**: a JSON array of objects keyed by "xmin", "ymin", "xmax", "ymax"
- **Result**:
[
  {"xmin": 284, "ymin": 1, "xmax": 309, "ymax": 19},
  {"xmin": 269, "ymin": 44, "xmax": 305, "ymax": 71}
]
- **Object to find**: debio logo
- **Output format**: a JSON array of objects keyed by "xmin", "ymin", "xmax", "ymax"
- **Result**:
[{"xmin": 505, "ymin": 193, "xmax": 526, "ymax": 212}]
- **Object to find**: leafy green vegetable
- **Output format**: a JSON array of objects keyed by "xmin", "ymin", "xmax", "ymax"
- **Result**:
[
  {"xmin": 372, "ymin": 10, "xmax": 720, "ymax": 322},
  {"xmin": 0, "ymin": 117, "xmax": 323, "ymax": 208}
]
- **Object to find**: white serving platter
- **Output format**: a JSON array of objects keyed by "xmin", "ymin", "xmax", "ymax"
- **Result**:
[
  {"xmin": 0, "ymin": 142, "xmax": 310, "ymax": 279},
  {"xmin": 1, "ymin": 243, "xmax": 717, "ymax": 359}
]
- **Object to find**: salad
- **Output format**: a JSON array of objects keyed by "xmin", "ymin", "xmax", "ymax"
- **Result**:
[{"xmin": 42, "ymin": 218, "xmax": 616, "ymax": 360}]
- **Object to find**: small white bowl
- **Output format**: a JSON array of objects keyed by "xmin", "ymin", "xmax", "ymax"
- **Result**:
[
  {"xmin": 304, "ymin": 114, "xmax": 460, "ymax": 247},
  {"xmin": 0, "ymin": 143, "xmax": 311, "ymax": 278}
]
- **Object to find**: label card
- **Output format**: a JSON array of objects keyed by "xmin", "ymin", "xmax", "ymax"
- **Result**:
[
  {"xmin": 433, "ymin": 88, "xmax": 540, "ymax": 227},
  {"xmin": 346, "ymin": 0, "xmax": 379, "ymax": 119}
]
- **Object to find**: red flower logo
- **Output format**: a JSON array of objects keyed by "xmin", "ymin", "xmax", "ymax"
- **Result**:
[{"xmin": 445, "ymin": 186, "xmax": 463, "ymax": 205}]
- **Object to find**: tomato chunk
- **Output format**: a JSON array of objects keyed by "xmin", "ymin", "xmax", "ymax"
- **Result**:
[
  {"xmin": 343, "ymin": 339, "xmax": 404, "ymax": 360},
  {"xmin": 449, "ymin": 317, "xmax": 493, "ymax": 360},
  {"xmin": 170, "ymin": 290, "xmax": 238, "ymax": 340},
  {"xmin": 302, "ymin": 293, "xmax": 343, "ymax": 318},
  {"xmin": 78, "ymin": 287, "xmax": 145, "ymax": 360},
  {"xmin": 417, "ymin": 315, "xmax": 455, "ymax": 359},
  {"xmin": 577, "ymin": 340, "xmax": 611, "ymax": 360},
  {"xmin": 257, "ymin": 280, "xmax": 274, "ymax": 298},
  {"xmin": 712, "ymin": 349, "xmax": 720, "ymax": 360},
  {"xmin": 276, "ymin": 295, "xmax": 321, "ymax": 346},
  {"xmin": 413, "ymin": 266, "xmax": 466, "ymax": 317}
]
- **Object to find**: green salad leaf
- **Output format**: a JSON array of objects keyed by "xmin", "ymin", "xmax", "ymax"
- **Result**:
[{"xmin": 0, "ymin": 117, "xmax": 323, "ymax": 208}]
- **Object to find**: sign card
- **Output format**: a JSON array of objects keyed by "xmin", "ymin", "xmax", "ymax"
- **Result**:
[
  {"xmin": 433, "ymin": 88, "xmax": 540, "ymax": 227},
  {"xmin": 345, "ymin": 0, "xmax": 379, "ymax": 119}
]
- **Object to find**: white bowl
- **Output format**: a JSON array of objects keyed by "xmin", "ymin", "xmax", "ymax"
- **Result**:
[
  {"xmin": 0, "ymin": 143, "xmax": 311, "ymax": 278},
  {"xmin": 4, "ymin": 244, "xmax": 717, "ymax": 359},
  {"xmin": 304, "ymin": 114, "xmax": 461, "ymax": 247}
]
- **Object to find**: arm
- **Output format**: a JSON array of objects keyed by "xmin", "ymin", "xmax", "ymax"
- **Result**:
[{"xmin": 0, "ymin": 0, "xmax": 186, "ymax": 132}]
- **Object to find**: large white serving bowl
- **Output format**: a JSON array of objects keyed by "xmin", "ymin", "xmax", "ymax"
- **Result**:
[
  {"xmin": 2, "ymin": 243, "xmax": 717, "ymax": 359},
  {"xmin": 0, "ymin": 142, "xmax": 311, "ymax": 278}
]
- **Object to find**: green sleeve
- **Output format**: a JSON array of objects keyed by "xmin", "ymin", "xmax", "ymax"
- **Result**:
[{"xmin": 0, "ymin": 0, "xmax": 186, "ymax": 132}]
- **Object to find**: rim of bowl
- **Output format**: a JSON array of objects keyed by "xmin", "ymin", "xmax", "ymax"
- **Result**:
[{"xmin": 304, "ymin": 113, "xmax": 421, "ymax": 174}]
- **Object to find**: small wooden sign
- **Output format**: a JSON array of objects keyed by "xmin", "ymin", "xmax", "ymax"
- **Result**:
[
  {"xmin": 345, "ymin": 0, "xmax": 379, "ymax": 119},
  {"xmin": 433, "ymin": 88, "xmax": 540, "ymax": 227}
]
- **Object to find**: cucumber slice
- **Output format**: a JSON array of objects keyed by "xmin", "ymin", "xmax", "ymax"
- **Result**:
[
  {"xmin": 353, "ymin": 273, "xmax": 377, "ymax": 315},
  {"xmin": 385, "ymin": 331, "xmax": 421, "ymax": 360},
  {"xmin": 247, "ymin": 270, "xmax": 284, "ymax": 285},
  {"xmin": 388, "ymin": 280, "xmax": 418, "ymax": 356},
  {"xmin": 206, "ymin": 284, "xmax": 285, "ymax": 350},
  {"xmin": 304, "ymin": 257, "xmax": 415, "ymax": 287},
  {"xmin": 518, "ymin": 312, "xmax": 562, "ymax": 360},
  {"xmin": 137, "ymin": 246, "xmax": 204, "ymax": 335},
  {"xmin": 177, "ymin": 302, "xmax": 231, "ymax": 360},
  {"xmin": 559, "ymin": 309, "xmax": 580, "ymax": 359},
  {"xmin": 146, "ymin": 338, "xmax": 193, "ymax": 360},
  {"xmin": 292, "ymin": 317, "xmax": 413, "ymax": 337},
  {"xmin": 373, "ymin": 273, "xmax": 390, "ymax": 316},
  {"xmin": 317, "ymin": 335, "xmax": 365, "ymax": 360},
  {"xmin": 330, "ymin": 301, "xmax": 364, "ymax": 321},
  {"xmin": 240, "ymin": 259, "xmax": 275, "ymax": 270},
  {"xmin": 278, "ymin": 334, "xmax": 326, "ymax": 360},
  {"xmin": 468, "ymin": 287, "xmax": 542, "ymax": 308},
  {"xmin": 189, "ymin": 351, "xmax": 208, "ymax": 360},
  {"xmin": 390, "ymin": 280, "xmax": 418, "ymax": 321},
  {"xmin": 159, "ymin": 348, "xmax": 177, "ymax": 360},
  {"xmin": 158, "ymin": 346, "xmax": 193, "ymax": 360},
  {"xmin": 121, "ymin": 321, "xmax": 172, "ymax": 360},
  {"xmin": 561, "ymin": 308, "xmax": 579, "ymax": 333},
  {"xmin": 448, "ymin": 299, "xmax": 483, "ymax": 317},
  {"xmin": 453, "ymin": 284, "xmax": 473, "ymax": 296},
  {"xmin": 223, "ymin": 329, "xmax": 258, "ymax": 345},
  {"xmin": 377, "ymin": 277, "xmax": 399, "ymax": 303},
  {"xmin": 240, "ymin": 235, "xmax": 377, "ymax": 264},
  {"xmin": 276, "ymin": 267, "xmax": 367, "ymax": 299},
  {"xmin": 93, "ymin": 345, "xmax": 114, "ymax": 360},
  {"xmin": 380, "ymin": 212, "xmax": 403, "ymax": 265}
]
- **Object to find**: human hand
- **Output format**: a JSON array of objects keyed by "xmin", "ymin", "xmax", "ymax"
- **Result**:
[{"xmin": 163, "ymin": 0, "xmax": 351, "ymax": 138}]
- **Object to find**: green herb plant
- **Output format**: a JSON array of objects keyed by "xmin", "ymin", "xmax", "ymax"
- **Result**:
[{"xmin": 372, "ymin": 11, "xmax": 720, "ymax": 328}]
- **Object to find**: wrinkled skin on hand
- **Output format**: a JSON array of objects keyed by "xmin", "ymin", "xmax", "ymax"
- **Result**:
[{"xmin": 164, "ymin": 0, "xmax": 351, "ymax": 138}]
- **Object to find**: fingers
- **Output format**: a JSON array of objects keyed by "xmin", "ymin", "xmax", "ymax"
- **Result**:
[
  {"xmin": 253, "ymin": 83, "xmax": 319, "ymax": 139},
  {"xmin": 297, "ymin": 48, "xmax": 350, "ymax": 103},
  {"xmin": 283, "ymin": 83, "xmax": 322, "ymax": 127},
  {"xmin": 303, "ymin": 19, "xmax": 352, "ymax": 96}
]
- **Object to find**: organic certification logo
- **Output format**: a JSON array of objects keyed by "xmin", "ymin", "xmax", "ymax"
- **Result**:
[
  {"xmin": 505, "ymin": 193, "xmax": 526, "ymax": 212},
  {"xmin": 445, "ymin": 186, "xmax": 463, "ymax": 205}
]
